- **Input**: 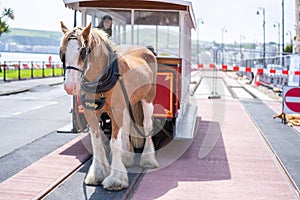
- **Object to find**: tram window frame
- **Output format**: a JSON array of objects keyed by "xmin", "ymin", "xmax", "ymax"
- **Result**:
[
  {"xmin": 134, "ymin": 10, "xmax": 180, "ymax": 57},
  {"xmin": 89, "ymin": 9, "xmax": 181, "ymax": 56}
]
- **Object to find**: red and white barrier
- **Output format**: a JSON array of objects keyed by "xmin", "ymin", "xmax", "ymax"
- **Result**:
[{"xmin": 197, "ymin": 64, "xmax": 300, "ymax": 76}]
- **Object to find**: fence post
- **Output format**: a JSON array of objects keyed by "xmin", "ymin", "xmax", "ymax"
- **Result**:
[
  {"xmin": 52, "ymin": 63, "xmax": 55, "ymax": 77},
  {"xmin": 4, "ymin": 61, "xmax": 6, "ymax": 81},
  {"xmin": 31, "ymin": 61, "xmax": 34, "ymax": 79},
  {"xmin": 18, "ymin": 61, "xmax": 21, "ymax": 80},
  {"xmin": 42, "ymin": 61, "xmax": 45, "ymax": 78}
]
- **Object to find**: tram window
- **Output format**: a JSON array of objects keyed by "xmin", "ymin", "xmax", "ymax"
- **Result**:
[
  {"xmin": 134, "ymin": 11, "xmax": 179, "ymax": 26},
  {"xmin": 86, "ymin": 14, "xmax": 93, "ymax": 26},
  {"xmin": 134, "ymin": 11, "xmax": 180, "ymax": 56}
]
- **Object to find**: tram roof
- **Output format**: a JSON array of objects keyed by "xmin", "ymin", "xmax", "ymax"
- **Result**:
[{"xmin": 63, "ymin": 0, "xmax": 196, "ymax": 28}]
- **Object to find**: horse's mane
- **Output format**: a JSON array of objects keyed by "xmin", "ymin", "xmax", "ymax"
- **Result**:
[
  {"xmin": 89, "ymin": 28, "xmax": 114, "ymax": 59},
  {"xmin": 61, "ymin": 26, "xmax": 113, "ymax": 59}
]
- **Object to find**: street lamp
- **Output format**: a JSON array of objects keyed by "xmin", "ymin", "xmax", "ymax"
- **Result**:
[
  {"xmin": 273, "ymin": 22, "xmax": 280, "ymax": 55},
  {"xmin": 240, "ymin": 34, "xmax": 245, "ymax": 64},
  {"xmin": 197, "ymin": 19, "xmax": 204, "ymax": 65},
  {"xmin": 257, "ymin": 7, "xmax": 266, "ymax": 68},
  {"xmin": 282, "ymin": 0, "xmax": 285, "ymax": 54},
  {"xmin": 221, "ymin": 27, "xmax": 227, "ymax": 65}
]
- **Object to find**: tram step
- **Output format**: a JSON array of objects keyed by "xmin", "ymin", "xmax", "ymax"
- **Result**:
[{"xmin": 174, "ymin": 103, "xmax": 198, "ymax": 140}]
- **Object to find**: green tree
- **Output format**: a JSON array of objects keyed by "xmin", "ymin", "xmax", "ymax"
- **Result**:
[
  {"xmin": 284, "ymin": 44, "xmax": 293, "ymax": 53},
  {"xmin": 0, "ymin": 8, "xmax": 14, "ymax": 36}
]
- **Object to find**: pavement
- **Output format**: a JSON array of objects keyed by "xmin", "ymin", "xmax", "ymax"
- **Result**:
[{"xmin": 0, "ymin": 77, "xmax": 64, "ymax": 96}]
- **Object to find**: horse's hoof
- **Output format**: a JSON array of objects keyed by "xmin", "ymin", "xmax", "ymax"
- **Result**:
[
  {"xmin": 140, "ymin": 154, "xmax": 159, "ymax": 169},
  {"xmin": 84, "ymin": 173, "xmax": 102, "ymax": 186},
  {"xmin": 102, "ymin": 176, "xmax": 128, "ymax": 191}
]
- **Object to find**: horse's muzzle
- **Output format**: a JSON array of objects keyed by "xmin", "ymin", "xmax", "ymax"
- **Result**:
[{"xmin": 64, "ymin": 81, "xmax": 80, "ymax": 95}]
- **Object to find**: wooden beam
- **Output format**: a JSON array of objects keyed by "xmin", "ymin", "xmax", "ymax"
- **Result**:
[{"xmin": 79, "ymin": 1, "xmax": 187, "ymax": 11}]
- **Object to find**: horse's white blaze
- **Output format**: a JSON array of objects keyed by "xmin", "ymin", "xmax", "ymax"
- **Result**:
[{"xmin": 63, "ymin": 40, "xmax": 82, "ymax": 95}]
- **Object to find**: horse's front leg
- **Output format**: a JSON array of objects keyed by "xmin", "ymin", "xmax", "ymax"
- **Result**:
[
  {"xmin": 102, "ymin": 118, "xmax": 129, "ymax": 190},
  {"xmin": 84, "ymin": 111, "xmax": 110, "ymax": 186},
  {"xmin": 140, "ymin": 99, "xmax": 159, "ymax": 168}
]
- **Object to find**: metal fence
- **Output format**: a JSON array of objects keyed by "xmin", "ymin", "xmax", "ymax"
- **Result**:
[{"xmin": 0, "ymin": 61, "xmax": 64, "ymax": 81}]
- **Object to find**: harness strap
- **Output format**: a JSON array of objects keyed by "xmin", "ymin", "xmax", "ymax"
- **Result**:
[
  {"xmin": 65, "ymin": 66, "xmax": 84, "ymax": 73},
  {"xmin": 118, "ymin": 77, "xmax": 148, "ymax": 138}
]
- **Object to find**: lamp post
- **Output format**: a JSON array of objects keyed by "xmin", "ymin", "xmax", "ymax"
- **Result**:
[
  {"xmin": 257, "ymin": 7, "xmax": 266, "ymax": 68},
  {"xmin": 221, "ymin": 27, "xmax": 227, "ymax": 65},
  {"xmin": 240, "ymin": 34, "xmax": 245, "ymax": 65},
  {"xmin": 273, "ymin": 22, "xmax": 280, "ymax": 55},
  {"xmin": 282, "ymin": 0, "xmax": 285, "ymax": 53},
  {"xmin": 197, "ymin": 19, "xmax": 204, "ymax": 65}
]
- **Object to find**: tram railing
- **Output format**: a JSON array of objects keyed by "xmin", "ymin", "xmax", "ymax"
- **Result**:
[{"xmin": 0, "ymin": 61, "xmax": 64, "ymax": 81}]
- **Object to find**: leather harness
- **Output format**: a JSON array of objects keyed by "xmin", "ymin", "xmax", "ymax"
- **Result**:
[{"xmin": 61, "ymin": 34, "xmax": 148, "ymax": 137}]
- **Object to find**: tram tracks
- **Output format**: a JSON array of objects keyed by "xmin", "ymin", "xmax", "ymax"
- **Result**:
[{"xmin": 191, "ymin": 70, "xmax": 258, "ymax": 100}]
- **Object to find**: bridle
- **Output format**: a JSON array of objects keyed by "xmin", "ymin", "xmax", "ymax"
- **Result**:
[{"xmin": 60, "ymin": 33, "xmax": 90, "ymax": 75}]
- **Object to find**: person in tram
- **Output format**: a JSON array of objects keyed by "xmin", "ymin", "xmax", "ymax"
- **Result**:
[
  {"xmin": 96, "ymin": 15, "xmax": 113, "ymax": 37},
  {"xmin": 146, "ymin": 45, "xmax": 157, "ymax": 56}
]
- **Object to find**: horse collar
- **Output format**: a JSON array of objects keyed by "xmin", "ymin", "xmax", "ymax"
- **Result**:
[
  {"xmin": 80, "ymin": 51, "xmax": 120, "ymax": 110},
  {"xmin": 81, "ymin": 52, "xmax": 120, "ymax": 93}
]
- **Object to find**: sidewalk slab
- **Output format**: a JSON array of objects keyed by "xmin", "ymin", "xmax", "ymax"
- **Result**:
[{"xmin": 0, "ymin": 77, "xmax": 64, "ymax": 96}]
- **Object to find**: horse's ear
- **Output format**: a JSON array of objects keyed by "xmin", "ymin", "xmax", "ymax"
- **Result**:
[
  {"xmin": 82, "ymin": 22, "xmax": 92, "ymax": 41},
  {"xmin": 61, "ymin": 21, "xmax": 69, "ymax": 34}
]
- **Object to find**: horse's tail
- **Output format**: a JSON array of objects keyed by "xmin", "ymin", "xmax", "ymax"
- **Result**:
[{"xmin": 129, "ymin": 101, "xmax": 145, "ymax": 149}]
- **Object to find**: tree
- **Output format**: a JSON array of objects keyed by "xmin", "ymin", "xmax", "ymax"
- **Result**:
[
  {"xmin": 0, "ymin": 8, "xmax": 14, "ymax": 36},
  {"xmin": 284, "ymin": 44, "xmax": 293, "ymax": 53}
]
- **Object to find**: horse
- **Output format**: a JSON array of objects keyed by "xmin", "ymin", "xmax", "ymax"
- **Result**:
[
  {"xmin": 60, "ymin": 21, "xmax": 159, "ymax": 190},
  {"xmin": 273, "ymin": 112, "xmax": 300, "ymax": 126}
]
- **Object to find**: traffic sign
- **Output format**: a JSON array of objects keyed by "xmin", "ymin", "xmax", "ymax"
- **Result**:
[{"xmin": 283, "ymin": 86, "xmax": 300, "ymax": 114}]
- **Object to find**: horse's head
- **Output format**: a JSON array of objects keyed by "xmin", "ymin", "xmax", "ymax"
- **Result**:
[{"xmin": 60, "ymin": 21, "xmax": 92, "ymax": 95}]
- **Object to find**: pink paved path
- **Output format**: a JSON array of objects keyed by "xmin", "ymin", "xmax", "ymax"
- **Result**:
[
  {"xmin": 131, "ymin": 98, "xmax": 298, "ymax": 200},
  {"xmin": 0, "ymin": 134, "xmax": 91, "ymax": 200}
]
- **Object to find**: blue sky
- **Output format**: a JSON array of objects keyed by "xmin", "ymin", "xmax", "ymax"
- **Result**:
[{"xmin": 0, "ymin": 0, "xmax": 295, "ymax": 44}]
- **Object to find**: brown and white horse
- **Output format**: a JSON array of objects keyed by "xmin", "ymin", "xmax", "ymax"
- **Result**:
[{"xmin": 60, "ymin": 22, "xmax": 159, "ymax": 190}]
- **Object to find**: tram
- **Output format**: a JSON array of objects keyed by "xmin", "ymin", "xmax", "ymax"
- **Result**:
[{"xmin": 62, "ymin": 0, "xmax": 198, "ymax": 141}]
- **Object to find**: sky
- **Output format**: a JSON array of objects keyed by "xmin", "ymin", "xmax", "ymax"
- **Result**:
[{"xmin": 0, "ymin": 0, "xmax": 295, "ymax": 44}]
